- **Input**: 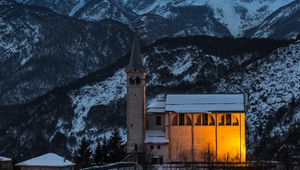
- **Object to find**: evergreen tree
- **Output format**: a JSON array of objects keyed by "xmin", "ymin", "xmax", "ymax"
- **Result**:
[
  {"xmin": 107, "ymin": 128, "xmax": 126, "ymax": 162},
  {"xmin": 75, "ymin": 137, "xmax": 92, "ymax": 168},
  {"xmin": 102, "ymin": 136, "xmax": 109, "ymax": 163},
  {"xmin": 93, "ymin": 136, "xmax": 109, "ymax": 164},
  {"xmin": 94, "ymin": 142, "xmax": 102, "ymax": 165}
]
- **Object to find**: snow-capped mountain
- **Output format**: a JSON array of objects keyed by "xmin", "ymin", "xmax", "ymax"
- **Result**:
[
  {"xmin": 127, "ymin": 0, "xmax": 296, "ymax": 36},
  {"xmin": 0, "ymin": 2, "xmax": 133, "ymax": 105},
  {"xmin": 0, "ymin": 36, "xmax": 294, "ymax": 160},
  {"xmin": 15, "ymin": 0, "xmax": 298, "ymax": 39},
  {"xmin": 245, "ymin": 0, "xmax": 300, "ymax": 39}
]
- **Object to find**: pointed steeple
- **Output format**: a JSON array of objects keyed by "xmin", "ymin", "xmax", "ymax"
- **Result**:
[{"xmin": 127, "ymin": 29, "xmax": 144, "ymax": 70}]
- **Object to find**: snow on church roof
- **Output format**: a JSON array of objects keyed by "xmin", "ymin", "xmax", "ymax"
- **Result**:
[
  {"xmin": 0, "ymin": 156, "xmax": 12, "ymax": 161},
  {"xmin": 16, "ymin": 153, "xmax": 75, "ymax": 167},
  {"xmin": 165, "ymin": 94, "xmax": 245, "ymax": 113},
  {"xmin": 145, "ymin": 130, "xmax": 169, "ymax": 144},
  {"xmin": 147, "ymin": 101, "xmax": 166, "ymax": 113}
]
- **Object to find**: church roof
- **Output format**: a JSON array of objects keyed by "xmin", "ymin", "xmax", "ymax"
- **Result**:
[
  {"xmin": 127, "ymin": 30, "xmax": 144, "ymax": 70},
  {"xmin": 16, "ymin": 153, "xmax": 74, "ymax": 167},
  {"xmin": 165, "ymin": 94, "xmax": 245, "ymax": 113},
  {"xmin": 144, "ymin": 130, "xmax": 169, "ymax": 144},
  {"xmin": 147, "ymin": 101, "xmax": 166, "ymax": 113},
  {"xmin": 0, "ymin": 156, "xmax": 11, "ymax": 161}
]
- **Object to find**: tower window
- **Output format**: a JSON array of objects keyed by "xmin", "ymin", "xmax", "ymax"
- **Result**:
[
  {"xmin": 129, "ymin": 76, "xmax": 141, "ymax": 85},
  {"xmin": 150, "ymin": 145, "xmax": 154, "ymax": 149},
  {"xmin": 136, "ymin": 77, "xmax": 141, "ymax": 85},
  {"xmin": 157, "ymin": 145, "xmax": 161, "ymax": 149},
  {"xmin": 129, "ymin": 77, "xmax": 135, "ymax": 85},
  {"xmin": 156, "ymin": 116, "xmax": 162, "ymax": 126}
]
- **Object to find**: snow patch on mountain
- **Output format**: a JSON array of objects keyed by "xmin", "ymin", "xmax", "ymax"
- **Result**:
[
  {"xmin": 69, "ymin": 69, "xmax": 126, "ymax": 134},
  {"xmin": 169, "ymin": 53, "xmax": 193, "ymax": 76},
  {"xmin": 69, "ymin": 0, "xmax": 86, "ymax": 16}
]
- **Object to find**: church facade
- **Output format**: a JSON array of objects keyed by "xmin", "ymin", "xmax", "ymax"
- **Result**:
[{"xmin": 126, "ymin": 31, "xmax": 246, "ymax": 163}]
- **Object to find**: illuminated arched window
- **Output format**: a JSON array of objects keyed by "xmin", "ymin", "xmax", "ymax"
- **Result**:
[
  {"xmin": 219, "ymin": 115, "xmax": 225, "ymax": 125},
  {"xmin": 186, "ymin": 115, "xmax": 192, "ymax": 125},
  {"xmin": 226, "ymin": 114, "xmax": 231, "ymax": 125},
  {"xmin": 179, "ymin": 114, "xmax": 185, "ymax": 126},
  {"xmin": 172, "ymin": 115, "xmax": 178, "ymax": 125},
  {"xmin": 195, "ymin": 115, "xmax": 201, "ymax": 125},
  {"xmin": 202, "ymin": 114, "xmax": 208, "ymax": 125},
  {"xmin": 209, "ymin": 115, "xmax": 215, "ymax": 126},
  {"xmin": 232, "ymin": 115, "xmax": 239, "ymax": 126}
]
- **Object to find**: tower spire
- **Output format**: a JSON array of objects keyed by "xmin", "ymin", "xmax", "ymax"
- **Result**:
[{"xmin": 127, "ymin": 28, "xmax": 144, "ymax": 70}]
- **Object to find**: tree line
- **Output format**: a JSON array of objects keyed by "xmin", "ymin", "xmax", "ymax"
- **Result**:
[{"xmin": 75, "ymin": 128, "xmax": 126, "ymax": 168}]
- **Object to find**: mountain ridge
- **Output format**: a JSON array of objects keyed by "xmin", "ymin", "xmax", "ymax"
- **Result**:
[{"xmin": 15, "ymin": 0, "xmax": 299, "ymax": 39}]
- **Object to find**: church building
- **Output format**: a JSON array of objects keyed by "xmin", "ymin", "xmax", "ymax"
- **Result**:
[{"xmin": 126, "ymin": 31, "xmax": 247, "ymax": 163}]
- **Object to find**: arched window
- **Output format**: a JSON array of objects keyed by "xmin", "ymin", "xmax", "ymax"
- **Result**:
[
  {"xmin": 186, "ymin": 115, "xmax": 192, "ymax": 125},
  {"xmin": 209, "ymin": 115, "xmax": 215, "ymax": 126},
  {"xmin": 226, "ymin": 114, "xmax": 231, "ymax": 125},
  {"xmin": 202, "ymin": 114, "xmax": 208, "ymax": 125},
  {"xmin": 136, "ymin": 77, "xmax": 141, "ymax": 85},
  {"xmin": 172, "ymin": 115, "xmax": 178, "ymax": 125},
  {"xmin": 195, "ymin": 115, "xmax": 201, "ymax": 125},
  {"xmin": 179, "ymin": 114, "xmax": 185, "ymax": 126},
  {"xmin": 219, "ymin": 115, "xmax": 225, "ymax": 126},
  {"xmin": 232, "ymin": 115, "xmax": 239, "ymax": 126},
  {"xmin": 203, "ymin": 114, "xmax": 215, "ymax": 126},
  {"xmin": 129, "ymin": 77, "xmax": 135, "ymax": 85}
]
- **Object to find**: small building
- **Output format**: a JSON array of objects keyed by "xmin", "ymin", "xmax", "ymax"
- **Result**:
[
  {"xmin": 16, "ymin": 153, "xmax": 75, "ymax": 170},
  {"xmin": 0, "ymin": 156, "xmax": 13, "ymax": 170}
]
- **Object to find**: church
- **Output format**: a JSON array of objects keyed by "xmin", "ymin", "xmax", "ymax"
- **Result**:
[{"xmin": 125, "ymin": 31, "xmax": 247, "ymax": 163}]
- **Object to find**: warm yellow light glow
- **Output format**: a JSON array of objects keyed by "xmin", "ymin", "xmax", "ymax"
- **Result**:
[{"xmin": 169, "ymin": 113, "xmax": 246, "ymax": 162}]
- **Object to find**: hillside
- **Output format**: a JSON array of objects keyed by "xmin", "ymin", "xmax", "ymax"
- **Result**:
[{"xmin": 0, "ymin": 2, "xmax": 133, "ymax": 105}]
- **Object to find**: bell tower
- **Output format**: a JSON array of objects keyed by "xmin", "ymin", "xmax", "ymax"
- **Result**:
[{"xmin": 126, "ymin": 30, "xmax": 146, "ymax": 153}]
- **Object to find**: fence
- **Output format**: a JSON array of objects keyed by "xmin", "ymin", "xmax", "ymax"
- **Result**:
[{"xmin": 82, "ymin": 161, "xmax": 300, "ymax": 170}]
